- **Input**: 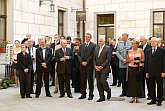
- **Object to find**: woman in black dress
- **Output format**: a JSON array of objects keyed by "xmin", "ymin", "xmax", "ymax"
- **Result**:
[{"xmin": 126, "ymin": 40, "xmax": 144, "ymax": 103}]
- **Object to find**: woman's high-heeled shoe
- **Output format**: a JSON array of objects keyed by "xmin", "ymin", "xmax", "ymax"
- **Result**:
[
  {"xmin": 129, "ymin": 100, "xmax": 134, "ymax": 103},
  {"xmin": 136, "ymin": 100, "xmax": 140, "ymax": 103}
]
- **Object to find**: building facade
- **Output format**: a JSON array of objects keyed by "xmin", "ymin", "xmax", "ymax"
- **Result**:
[
  {"xmin": 0, "ymin": 0, "xmax": 82, "ymax": 43},
  {"xmin": 1, "ymin": 0, "xmax": 165, "ymax": 43},
  {"xmin": 85, "ymin": 0, "xmax": 165, "ymax": 42}
]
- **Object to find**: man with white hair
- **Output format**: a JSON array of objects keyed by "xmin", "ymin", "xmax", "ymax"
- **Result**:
[
  {"xmin": 54, "ymin": 39, "xmax": 74, "ymax": 98},
  {"xmin": 27, "ymin": 38, "xmax": 37, "ymax": 94},
  {"xmin": 93, "ymin": 37, "xmax": 112, "ymax": 102},
  {"xmin": 145, "ymin": 37, "xmax": 165, "ymax": 106},
  {"xmin": 139, "ymin": 36, "xmax": 151, "ymax": 99}
]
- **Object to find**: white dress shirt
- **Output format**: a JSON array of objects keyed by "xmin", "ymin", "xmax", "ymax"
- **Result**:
[{"xmin": 98, "ymin": 44, "xmax": 105, "ymax": 57}]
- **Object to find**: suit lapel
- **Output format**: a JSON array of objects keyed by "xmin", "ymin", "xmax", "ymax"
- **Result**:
[
  {"xmin": 98, "ymin": 46, "xmax": 105, "ymax": 58},
  {"xmin": 45, "ymin": 48, "xmax": 48, "ymax": 59}
]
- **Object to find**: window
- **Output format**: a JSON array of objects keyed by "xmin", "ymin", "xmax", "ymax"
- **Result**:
[
  {"xmin": 58, "ymin": 10, "xmax": 64, "ymax": 36},
  {"xmin": 97, "ymin": 14, "xmax": 114, "ymax": 43},
  {"xmin": 0, "ymin": 0, "xmax": 7, "ymax": 40},
  {"xmin": 153, "ymin": 11, "xmax": 165, "ymax": 40}
]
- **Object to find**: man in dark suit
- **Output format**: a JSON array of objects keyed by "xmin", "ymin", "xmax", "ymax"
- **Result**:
[
  {"xmin": 78, "ymin": 33, "xmax": 96, "ymax": 100},
  {"xmin": 93, "ymin": 37, "xmax": 112, "ymax": 102},
  {"xmin": 110, "ymin": 38, "xmax": 121, "ymax": 87},
  {"xmin": 139, "ymin": 36, "xmax": 152, "ymax": 99},
  {"xmin": 50, "ymin": 34, "xmax": 60, "ymax": 86},
  {"xmin": 66, "ymin": 36, "xmax": 76, "ymax": 88},
  {"xmin": 55, "ymin": 40, "xmax": 73, "ymax": 98},
  {"xmin": 17, "ymin": 44, "xmax": 32, "ymax": 98},
  {"xmin": 35, "ymin": 38, "xmax": 52, "ymax": 98},
  {"xmin": 145, "ymin": 37, "xmax": 165, "ymax": 106}
]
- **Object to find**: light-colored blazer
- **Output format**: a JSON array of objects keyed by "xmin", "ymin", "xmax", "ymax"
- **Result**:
[{"xmin": 116, "ymin": 40, "xmax": 132, "ymax": 68}]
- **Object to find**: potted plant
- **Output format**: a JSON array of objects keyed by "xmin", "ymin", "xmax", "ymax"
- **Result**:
[{"xmin": 0, "ymin": 37, "xmax": 9, "ymax": 53}]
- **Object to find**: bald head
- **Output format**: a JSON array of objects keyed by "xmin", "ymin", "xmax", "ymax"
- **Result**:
[
  {"xmin": 98, "ymin": 37, "xmax": 105, "ymax": 47},
  {"xmin": 140, "ymin": 36, "xmax": 147, "ymax": 46},
  {"xmin": 150, "ymin": 37, "xmax": 158, "ymax": 48}
]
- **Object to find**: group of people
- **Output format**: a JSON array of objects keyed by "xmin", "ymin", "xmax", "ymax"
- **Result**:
[{"xmin": 11, "ymin": 33, "xmax": 165, "ymax": 106}]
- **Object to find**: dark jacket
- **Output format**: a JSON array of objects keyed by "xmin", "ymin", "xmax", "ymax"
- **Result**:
[
  {"xmin": 17, "ymin": 52, "xmax": 32, "ymax": 73},
  {"xmin": 55, "ymin": 48, "xmax": 74, "ymax": 74},
  {"xmin": 145, "ymin": 47, "xmax": 165, "ymax": 77},
  {"xmin": 36, "ymin": 47, "xmax": 52, "ymax": 72},
  {"xmin": 78, "ymin": 42, "xmax": 96, "ymax": 70},
  {"xmin": 93, "ymin": 45, "xmax": 112, "ymax": 74}
]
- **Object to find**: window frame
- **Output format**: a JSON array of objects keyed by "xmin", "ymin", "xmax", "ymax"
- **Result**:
[
  {"xmin": 153, "ymin": 11, "xmax": 165, "ymax": 40},
  {"xmin": 58, "ymin": 10, "xmax": 64, "ymax": 36}
]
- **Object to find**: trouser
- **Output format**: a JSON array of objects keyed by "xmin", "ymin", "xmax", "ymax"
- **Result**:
[
  {"xmin": 111, "ymin": 60, "xmax": 121, "ymax": 85},
  {"xmin": 80, "ymin": 67, "xmax": 94, "ymax": 97},
  {"xmin": 149, "ymin": 77, "xmax": 163, "ymax": 102},
  {"xmin": 96, "ymin": 73, "xmax": 111, "ymax": 98},
  {"xmin": 50, "ymin": 62, "xmax": 55, "ymax": 85},
  {"xmin": 163, "ymin": 78, "xmax": 165, "ymax": 99},
  {"xmin": 19, "ymin": 71, "xmax": 31, "ymax": 97},
  {"xmin": 119, "ymin": 68, "xmax": 127, "ymax": 95},
  {"xmin": 30, "ymin": 70, "xmax": 34, "ymax": 93},
  {"xmin": 35, "ymin": 71, "xmax": 50, "ymax": 96},
  {"xmin": 57, "ymin": 72, "xmax": 71, "ymax": 95}
]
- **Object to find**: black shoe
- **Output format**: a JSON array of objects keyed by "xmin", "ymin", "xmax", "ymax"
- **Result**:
[
  {"xmin": 35, "ymin": 95, "xmax": 39, "ymax": 98},
  {"xmin": 88, "ymin": 96, "xmax": 93, "ymax": 100},
  {"xmin": 107, "ymin": 90, "xmax": 111, "ymax": 100},
  {"xmin": 21, "ymin": 96, "xmax": 25, "ymax": 99},
  {"xmin": 31, "ymin": 91, "xmax": 35, "ymax": 94},
  {"xmin": 119, "ymin": 94, "xmax": 126, "ymax": 97},
  {"xmin": 117, "ymin": 84, "xmax": 121, "ymax": 87},
  {"xmin": 59, "ymin": 95, "xmax": 65, "ymax": 98},
  {"xmin": 50, "ymin": 84, "xmax": 54, "ymax": 86},
  {"xmin": 78, "ymin": 95, "xmax": 86, "ymax": 99},
  {"xmin": 147, "ymin": 100, "xmax": 156, "ymax": 105},
  {"xmin": 46, "ymin": 95, "xmax": 52, "ymax": 97},
  {"xmin": 110, "ymin": 83, "xmax": 117, "ymax": 86},
  {"xmin": 96, "ymin": 98, "xmax": 105, "ymax": 102},
  {"xmin": 26, "ymin": 96, "xmax": 32, "ymax": 98},
  {"xmin": 147, "ymin": 97, "xmax": 151, "ymax": 100},
  {"xmin": 68, "ymin": 95, "xmax": 73, "ymax": 98},
  {"xmin": 157, "ymin": 102, "xmax": 162, "ymax": 106},
  {"xmin": 136, "ymin": 100, "xmax": 140, "ymax": 103}
]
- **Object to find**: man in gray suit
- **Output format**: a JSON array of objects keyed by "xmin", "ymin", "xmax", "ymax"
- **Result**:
[
  {"xmin": 116, "ymin": 33, "xmax": 132, "ymax": 97},
  {"xmin": 93, "ymin": 37, "xmax": 112, "ymax": 102}
]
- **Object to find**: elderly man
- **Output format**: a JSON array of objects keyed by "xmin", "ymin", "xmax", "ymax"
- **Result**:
[
  {"xmin": 55, "ymin": 40, "xmax": 74, "ymax": 98},
  {"xmin": 116, "ymin": 33, "xmax": 132, "ymax": 97},
  {"xmin": 139, "ymin": 36, "xmax": 151, "ymax": 99},
  {"xmin": 93, "ymin": 37, "xmax": 112, "ymax": 102},
  {"xmin": 145, "ymin": 37, "xmax": 165, "ymax": 106},
  {"xmin": 27, "ymin": 38, "xmax": 37, "ymax": 94}
]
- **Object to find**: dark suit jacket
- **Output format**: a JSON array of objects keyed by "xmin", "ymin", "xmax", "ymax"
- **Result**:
[
  {"xmin": 55, "ymin": 48, "xmax": 74, "ymax": 74},
  {"xmin": 145, "ymin": 47, "xmax": 165, "ymax": 77},
  {"xmin": 78, "ymin": 42, "xmax": 96, "ymax": 70},
  {"xmin": 139, "ymin": 44, "xmax": 151, "ymax": 54},
  {"xmin": 36, "ymin": 47, "xmax": 52, "ymax": 72},
  {"xmin": 17, "ymin": 52, "xmax": 32, "ymax": 73},
  {"xmin": 93, "ymin": 45, "xmax": 112, "ymax": 74}
]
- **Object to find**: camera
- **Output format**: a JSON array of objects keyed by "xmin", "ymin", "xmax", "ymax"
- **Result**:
[{"xmin": 133, "ymin": 57, "xmax": 141, "ymax": 65}]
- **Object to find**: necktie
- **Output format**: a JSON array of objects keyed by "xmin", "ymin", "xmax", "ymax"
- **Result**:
[
  {"xmin": 85, "ymin": 43, "xmax": 88, "ymax": 52},
  {"xmin": 63, "ymin": 48, "xmax": 66, "ymax": 56},
  {"xmin": 28, "ymin": 48, "xmax": 31, "ymax": 56},
  {"xmin": 153, "ymin": 48, "xmax": 156, "ymax": 54}
]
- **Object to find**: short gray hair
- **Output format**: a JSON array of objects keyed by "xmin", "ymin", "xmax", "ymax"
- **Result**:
[{"xmin": 122, "ymin": 33, "xmax": 129, "ymax": 37}]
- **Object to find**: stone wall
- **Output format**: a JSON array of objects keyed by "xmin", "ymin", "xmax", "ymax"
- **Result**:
[
  {"xmin": 12, "ymin": 0, "xmax": 82, "ymax": 43},
  {"xmin": 85, "ymin": 0, "xmax": 165, "ymax": 42}
]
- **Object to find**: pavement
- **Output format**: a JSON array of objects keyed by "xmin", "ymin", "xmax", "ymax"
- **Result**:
[{"xmin": 0, "ymin": 76, "xmax": 164, "ymax": 111}]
